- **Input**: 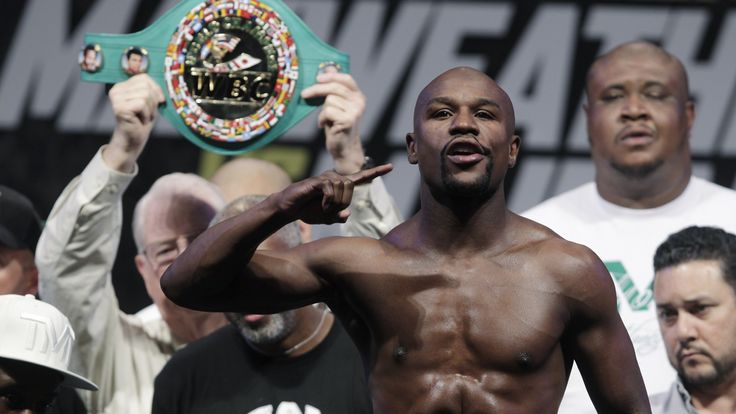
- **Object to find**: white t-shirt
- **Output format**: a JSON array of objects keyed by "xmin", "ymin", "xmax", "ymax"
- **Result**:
[{"xmin": 522, "ymin": 176, "xmax": 736, "ymax": 413}]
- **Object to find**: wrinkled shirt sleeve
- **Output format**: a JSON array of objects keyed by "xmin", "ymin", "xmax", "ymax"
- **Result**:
[{"xmin": 340, "ymin": 177, "xmax": 402, "ymax": 238}]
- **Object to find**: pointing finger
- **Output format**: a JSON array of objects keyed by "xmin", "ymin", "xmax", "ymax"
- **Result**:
[{"xmin": 347, "ymin": 164, "xmax": 393, "ymax": 185}]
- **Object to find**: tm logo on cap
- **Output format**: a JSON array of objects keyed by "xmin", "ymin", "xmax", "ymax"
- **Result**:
[{"xmin": 20, "ymin": 312, "xmax": 75, "ymax": 368}]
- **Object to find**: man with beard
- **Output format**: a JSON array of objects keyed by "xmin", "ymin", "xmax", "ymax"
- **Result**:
[
  {"xmin": 651, "ymin": 226, "xmax": 736, "ymax": 414},
  {"xmin": 161, "ymin": 67, "xmax": 650, "ymax": 413},
  {"xmin": 152, "ymin": 194, "xmax": 370, "ymax": 414},
  {"xmin": 522, "ymin": 41, "xmax": 736, "ymax": 412}
]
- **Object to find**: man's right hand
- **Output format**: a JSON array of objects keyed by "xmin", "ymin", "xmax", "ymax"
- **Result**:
[
  {"xmin": 103, "ymin": 74, "xmax": 165, "ymax": 173},
  {"xmin": 274, "ymin": 165, "xmax": 393, "ymax": 225}
]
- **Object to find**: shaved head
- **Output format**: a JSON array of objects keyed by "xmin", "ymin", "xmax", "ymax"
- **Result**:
[
  {"xmin": 407, "ymin": 66, "xmax": 521, "ymax": 202},
  {"xmin": 210, "ymin": 158, "xmax": 292, "ymax": 203},
  {"xmin": 414, "ymin": 67, "xmax": 516, "ymax": 135},
  {"xmin": 586, "ymin": 41, "xmax": 690, "ymax": 102}
]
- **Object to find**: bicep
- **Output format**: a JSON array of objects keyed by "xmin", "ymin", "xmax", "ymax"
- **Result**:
[
  {"xmin": 568, "ymin": 259, "xmax": 650, "ymax": 413},
  {"xmin": 220, "ymin": 240, "xmax": 339, "ymax": 314}
]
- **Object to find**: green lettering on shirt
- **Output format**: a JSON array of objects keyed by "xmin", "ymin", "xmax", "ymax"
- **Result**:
[{"xmin": 605, "ymin": 261, "xmax": 653, "ymax": 312}]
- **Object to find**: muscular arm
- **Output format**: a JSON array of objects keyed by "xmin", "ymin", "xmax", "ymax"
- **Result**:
[
  {"xmin": 562, "ymin": 244, "xmax": 651, "ymax": 413},
  {"xmin": 162, "ymin": 166, "xmax": 391, "ymax": 313}
]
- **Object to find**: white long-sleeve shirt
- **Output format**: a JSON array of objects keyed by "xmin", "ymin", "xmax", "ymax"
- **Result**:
[{"xmin": 37, "ymin": 149, "xmax": 181, "ymax": 413}]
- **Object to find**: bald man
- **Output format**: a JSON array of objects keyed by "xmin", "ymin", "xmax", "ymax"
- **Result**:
[
  {"xmin": 162, "ymin": 67, "xmax": 649, "ymax": 413},
  {"xmin": 523, "ymin": 41, "xmax": 736, "ymax": 412},
  {"xmin": 210, "ymin": 158, "xmax": 292, "ymax": 202}
]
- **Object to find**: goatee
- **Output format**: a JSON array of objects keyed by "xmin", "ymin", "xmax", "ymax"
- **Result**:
[{"xmin": 440, "ymin": 143, "xmax": 494, "ymax": 199}]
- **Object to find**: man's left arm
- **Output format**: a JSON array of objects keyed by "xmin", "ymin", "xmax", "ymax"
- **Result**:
[
  {"xmin": 565, "ymin": 246, "xmax": 651, "ymax": 413},
  {"xmin": 302, "ymin": 72, "xmax": 402, "ymax": 239}
]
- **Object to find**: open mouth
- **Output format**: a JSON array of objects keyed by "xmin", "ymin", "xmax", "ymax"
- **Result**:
[
  {"xmin": 618, "ymin": 126, "xmax": 655, "ymax": 145},
  {"xmin": 445, "ymin": 140, "xmax": 487, "ymax": 165}
]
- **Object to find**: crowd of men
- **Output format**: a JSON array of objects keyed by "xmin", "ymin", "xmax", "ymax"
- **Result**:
[{"xmin": 2, "ymin": 40, "xmax": 736, "ymax": 414}]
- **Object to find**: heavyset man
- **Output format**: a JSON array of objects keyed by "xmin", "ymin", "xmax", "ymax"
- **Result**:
[{"xmin": 523, "ymin": 41, "xmax": 736, "ymax": 412}]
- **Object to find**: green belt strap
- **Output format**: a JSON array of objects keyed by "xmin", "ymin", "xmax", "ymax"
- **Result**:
[{"xmin": 81, "ymin": 0, "xmax": 349, "ymax": 154}]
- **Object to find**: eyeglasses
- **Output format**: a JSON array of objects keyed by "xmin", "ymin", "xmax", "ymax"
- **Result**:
[
  {"xmin": 141, "ymin": 231, "xmax": 203, "ymax": 271},
  {"xmin": 0, "ymin": 385, "xmax": 57, "ymax": 413}
]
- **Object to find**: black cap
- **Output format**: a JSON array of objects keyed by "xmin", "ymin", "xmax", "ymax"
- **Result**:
[{"xmin": 0, "ymin": 186, "xmax": 42, "ymax": 251}]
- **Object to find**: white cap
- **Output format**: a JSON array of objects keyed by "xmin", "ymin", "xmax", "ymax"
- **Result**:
[{"xmin": 0, "ymin": 294, "xmax": 97, "ymax": 390}]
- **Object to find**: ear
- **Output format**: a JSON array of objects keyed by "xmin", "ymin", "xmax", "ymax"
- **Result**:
[
  {"xmin": 134, "ymin": 254, "xmax": 149, "ymax": 281},
  {"xmin": 583, "ymin": 101, "xmax": 594, "ymax": 146},
  {"xmin": 685, "ymin": 98, "xmax": 695, "ymax": 135},
  {"xmin": 508, "ymin": 134, "xmax": 521, "ymax": 168},
  {"xmin": 135, "ymin": 253, "xmax": 161, "ymax": 300},
  {"xmin": 24, "ymin": 265, "xmax": 39, "ymax": 296},
  {"xmin": 406, "ymin": 132, "xmax": 418, "ymax": 165},
  {"xmin": 297, "ymin": 220, "xmax": 312, "ymax": 243}
]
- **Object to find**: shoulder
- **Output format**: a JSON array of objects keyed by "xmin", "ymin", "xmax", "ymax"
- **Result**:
[
  {"xmin": 523, "ymin": 227, "xmax": 604, "ymax": 277},
  {"xmin": 160, "ymin": 325, "xmax": 243, "ymax": 376},
  {"xmin": 692, "ymin": 176, "xmax": 736, "ymax": 201},
  {"xmin": 514, "ymin": 217, "xmax": 613, "ymax": 304},
  {"xmin": 521, "ymin": 182, "xmax": 595, "ymax": 220},
  {"xmin": 648, "ymin": 381, "xmax": 684, "ymax": 414}
]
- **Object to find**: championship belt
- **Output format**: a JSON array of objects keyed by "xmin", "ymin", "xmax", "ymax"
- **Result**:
[{"xmin": 79, "ymin": 0, "xmax": 349, "ymax": 154}]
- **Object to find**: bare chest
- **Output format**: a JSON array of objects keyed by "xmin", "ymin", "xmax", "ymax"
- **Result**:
[{"xmin": 344, "ymin": 256, "xmax": 570, "ymax": 372}]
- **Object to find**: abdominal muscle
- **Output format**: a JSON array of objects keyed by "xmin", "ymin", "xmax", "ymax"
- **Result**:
[{"xmin": 367, "ymin": 343, "xmax": 567, "ymax": 414}]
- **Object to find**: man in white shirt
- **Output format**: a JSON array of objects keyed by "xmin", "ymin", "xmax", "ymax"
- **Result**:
[{"xmin": 523, "ymin": 41, "xmax": 736, "ymax": 412}]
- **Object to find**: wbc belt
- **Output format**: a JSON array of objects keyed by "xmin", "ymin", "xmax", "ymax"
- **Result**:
[{"xmin": 79, "ymin": 0, "xmax": 349, "ymax": 154}]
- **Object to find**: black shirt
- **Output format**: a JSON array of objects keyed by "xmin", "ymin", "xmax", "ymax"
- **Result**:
[{"xmin": 152, "ymin": 321, "xmax": 371, "ymax": 414}]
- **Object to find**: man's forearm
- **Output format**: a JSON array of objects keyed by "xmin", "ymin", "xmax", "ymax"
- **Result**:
[
  {"xmin": 37, "ymin": 148, "xmax": 134, "ymax": 312},
  {"xmin": 35, "ymin": 147, "xmax": 135, "ymax": 380},
  {"xmin": 161, "ymin": 194, "xmax": 293, "ymax": 310}
]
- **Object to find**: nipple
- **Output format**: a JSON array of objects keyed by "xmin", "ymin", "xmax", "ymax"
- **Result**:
[
  {"xmin": 516, "ymin": 352, "xmax": 532, "ymax": 370},
  {"xmin": 393, "ymin": 345, "xmax": 408, "ymax": 362}
]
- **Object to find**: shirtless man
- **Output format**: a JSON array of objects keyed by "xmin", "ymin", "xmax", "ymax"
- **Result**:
[{"xmin": 161, "ymin": 67, "xmax": 650, "ymax": 413}]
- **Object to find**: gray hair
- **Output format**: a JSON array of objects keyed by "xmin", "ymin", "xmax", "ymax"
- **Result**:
[{"xmin": 132, "ymin": 173, "xmax": 225, "ymax": 252}]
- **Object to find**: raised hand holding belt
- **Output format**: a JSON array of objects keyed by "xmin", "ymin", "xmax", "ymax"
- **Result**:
[{"xmin": 80, "ymin": 0, "xmax": 349, "ymax": 154}]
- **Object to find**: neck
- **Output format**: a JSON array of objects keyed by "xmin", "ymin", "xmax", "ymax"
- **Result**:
[
  {"xmin": 595, "ymin": 158, "xmax": 691, "ymax": 209},
  {"xmin": 689, "ymin": 375, "xmax": 736, "ymax": 414},
  {"xmin": 417, "ymin": 185, "xmax": 510, "ymax": 253},
  {"xmin": 250, "ymin": 305, "xmax": 334, "ymax": 358}
]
